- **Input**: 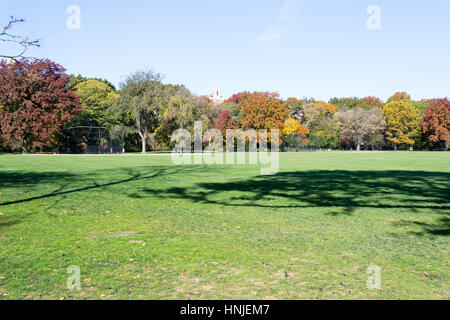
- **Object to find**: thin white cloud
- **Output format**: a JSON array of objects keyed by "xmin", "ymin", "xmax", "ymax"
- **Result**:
[
  {"xmin": 254, "ymin": 0, "xmax": 302, "ymax": 43},
  {"xmin": 278, "ymin": 0, "xmax": 302, "ymax": 22},
  {"xmin": 254, "ymin": 27, "xmax": 288, "ymax": 43}
]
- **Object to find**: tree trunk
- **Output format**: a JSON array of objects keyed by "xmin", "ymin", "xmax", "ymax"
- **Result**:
[
  {"xmin": 22, "ymin": 139, "xmax": 27, "ymax": 154},
  {"xmin": 142, "ymin": 139, "xmax": 146, "ymax": 154},
  {"xmin": 139, "ymin": 132, "xmax": 146, "ymax": 154},
  {"xmin": 356, "ymin": 135, "xmax": 362, "ymax": 151}
]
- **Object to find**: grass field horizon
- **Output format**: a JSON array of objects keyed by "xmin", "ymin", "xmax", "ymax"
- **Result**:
[{"xmin": 0, "ymin": 152, "xmax": 448, "ymax": 300}]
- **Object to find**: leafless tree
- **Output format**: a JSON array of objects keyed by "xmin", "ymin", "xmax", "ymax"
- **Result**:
[
  {"xmin": 337, "ymin": 108, "xmax": 386, "ymax": 151},
  {"xmin": 0, "ymin": 16, "xmax": 40, "ymax": 61}
]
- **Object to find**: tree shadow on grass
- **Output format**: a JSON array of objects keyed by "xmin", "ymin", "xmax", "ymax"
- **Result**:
[
  {"xmin": 393, "ymin": 217, "xmax": 450, "ymax": 236},
  {"xmin": 0, "ymin": 166, "xmax": 197, "ymax": 230},
  {"xmin": 1, "ymin": 168, "xmax": 449, "ymax": 236},
  {"xmin": 0, "ymin": 166, "xmax": 194, "ymax": 207},
  {"xmin": 140, "ymin": 170, "xmax": 450, "ymax": 236}
]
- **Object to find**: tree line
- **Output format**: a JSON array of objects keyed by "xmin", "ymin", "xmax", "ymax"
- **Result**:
[{"xmin": 0, "ymin": 59, "xmax": 449, "ymax": 153}]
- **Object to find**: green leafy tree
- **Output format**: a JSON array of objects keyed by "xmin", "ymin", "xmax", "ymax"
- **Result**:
[
  {"xmin": 154, "ymin": 92, "xmax": 196, "ymax": 148},
  {"xmin": 154, "ymin": 105, "xmax": 182, "ymax": 148},
  {"xmin": 113, "ymin": 70, "xmax": 168, "ymax": 153},
  {"xmin": 73, "ymin": 79, "xmax": 119, "ymax": 126},
  {"xmin": 286, "ymin": 97, "xmax": 305, "ymax": 120},
  {"xmin": 68, "ymin": 74, "xmax": 116, "ymax": 91},
  {"xmin": 329, "ymin": 97, "xmax": 383, "ymax": 111},
  {"xmin": 196, "ymin": 96, "xmax": 221, "ymax": 130},
  {"xmin": 219, "ymin": 102, "xmax": 241, "ymax": 124},
  {"xmin": 411, "ymin": 99, "xmax": 433, "ymax": 117},
  {"xmin": 328, "ymin": 97, "xmax": 362, "ymax": 110},
  {"xmin": 303, "ymin": 101, "xmax": 339, "ymax": 149}
]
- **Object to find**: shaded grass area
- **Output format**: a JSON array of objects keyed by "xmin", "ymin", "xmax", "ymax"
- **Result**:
[{"xmin": 0, "ymin": 152, "xmax": 449, "ymax": 299}]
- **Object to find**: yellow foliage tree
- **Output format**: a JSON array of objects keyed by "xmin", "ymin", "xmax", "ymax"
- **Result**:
[
  {"xmin": 382, "ymin": 100, "xmax": 421, "ymax": 148},
  {"xmin": 310, "ymin": 101, "xmax": 338, "ymax": 117},
  {"xmin": 283, "ymin": 118, "xmax": 309, "ymax": 143}
]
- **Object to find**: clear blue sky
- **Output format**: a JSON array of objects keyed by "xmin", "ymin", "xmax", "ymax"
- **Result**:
[{"xmin": 1, "ymin": 0, "xmax": 449, "ymax": 101}]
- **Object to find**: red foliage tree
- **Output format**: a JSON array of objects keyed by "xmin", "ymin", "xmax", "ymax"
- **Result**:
[
  {"xmin": 215, "ymin": 109, "xmax": 237, "ymax": 135},
  {"xmin": 420, "ymin": 98, "xmax": 450, "ymax": 148},
  {"xmin": 0, "ymin": 59, "xmax": 81, "ymax": 152},
  {"xmin": 225, "ymin": 91, "xmax": 250, "ymax": 104}
]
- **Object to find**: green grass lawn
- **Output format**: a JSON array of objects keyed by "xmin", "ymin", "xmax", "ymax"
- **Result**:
[{"xmin": 0, "ymin": 152, "xmax": 449, "ymax": 300}]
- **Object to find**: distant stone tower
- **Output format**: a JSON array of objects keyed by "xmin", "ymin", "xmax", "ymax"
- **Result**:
[{"xmin": 210, "ymin": 88, "xmax": 225, "ymax": 105}]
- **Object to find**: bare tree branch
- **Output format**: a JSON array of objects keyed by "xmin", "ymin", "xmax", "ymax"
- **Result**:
[{"xmin": 0, "ymin": 15, "xmax": 40, "ymax": 61}]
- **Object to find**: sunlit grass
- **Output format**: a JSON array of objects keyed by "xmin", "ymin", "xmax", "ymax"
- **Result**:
[{"xmin": 0, "ymin": 152, "xmax": 449, "ymax": 299}]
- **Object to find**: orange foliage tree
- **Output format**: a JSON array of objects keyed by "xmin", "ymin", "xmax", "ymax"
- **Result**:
[
  {"xmin": 238, "ymin": 92, "xmax": 289, "ymax": 133},
  {"xmin": 361, "ymin": 96, "xmax": 383, "ymax": 109},
  {"xmin": 387, "ymin": 92, "xmax": 411, "ymax": 103}
]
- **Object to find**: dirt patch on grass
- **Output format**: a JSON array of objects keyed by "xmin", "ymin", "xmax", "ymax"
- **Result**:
[{"xmin": 110, "ymin": 231, "xmax": 138, "ymax": 238}]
